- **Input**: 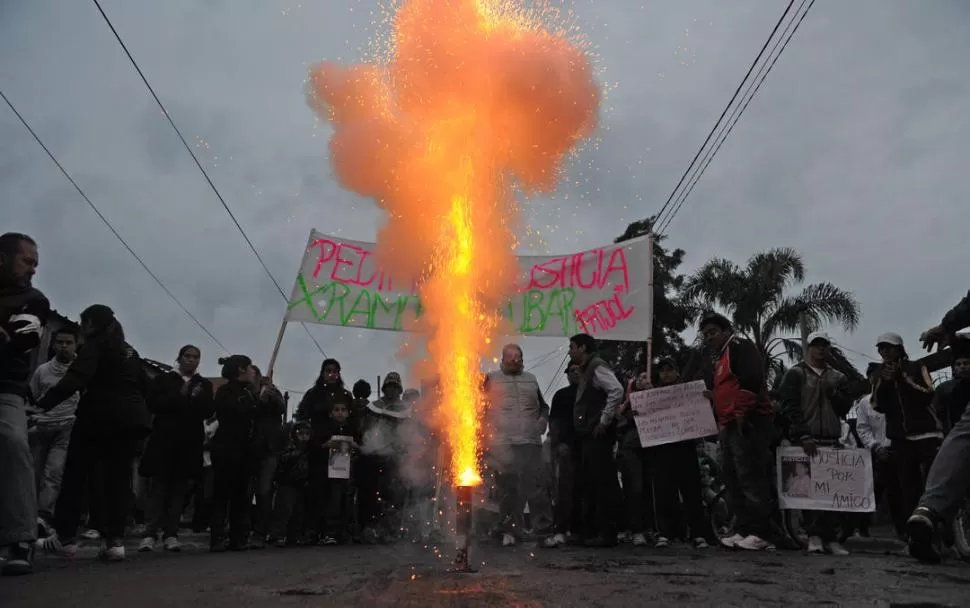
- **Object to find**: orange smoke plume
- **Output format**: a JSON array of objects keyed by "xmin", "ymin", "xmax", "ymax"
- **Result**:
[{"xmin": 308, "ymin": 0, "xmax": 599, "ymax": 486}]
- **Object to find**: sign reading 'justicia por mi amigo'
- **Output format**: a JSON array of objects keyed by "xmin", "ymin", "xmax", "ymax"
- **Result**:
[{"xmin": 285, "ymin": 230, "xmax": 653, "ymax": 342}]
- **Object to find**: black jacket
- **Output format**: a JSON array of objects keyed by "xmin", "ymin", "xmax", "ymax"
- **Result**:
[
  {"xmin": 276, "ymin": 438, "xmax": 311, "ymax": 487},
  {"xmin": 252, "ymin": 384, "xmax": 287, "ymax": 457},
  {"xmin": 942, "ymin": 291, "xmax": 970, "ymax": 334},
  {"xmin": 139, "ymin": 371, "xmax": 214, "ymax": 478},
  {"xmin": 872, "ymin": 360, "xmax": 941, "ymax": 440},
  {"xmin": 295, "ymin": 383, "xmax": 354, "ymax": 441},
  {"xmin": 0, "ymin": 285, "xmax": 50, "ymax": 397},
  {"xmin": 210, "ymin": 379, "xmax": 258, "ymax": 461},
  {"xmin": 549, "ymin": 384, "xmax": 578, "ymax": 447},
  {"xmin": 36, "ymin": 334, "xmax": 150, "ymax": 438},
  {"xmin": 934, "ymin": 378, "xmax": 970, "ymax": 435}
]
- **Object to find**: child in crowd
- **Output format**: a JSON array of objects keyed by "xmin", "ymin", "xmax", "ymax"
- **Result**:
[
  {"xmin": 269, "ymin": 421, "xmax": 312, "ymax": 547},
  {"xmin": 320, "ymin": 402, "xmax": 361, "ymax": 545}
]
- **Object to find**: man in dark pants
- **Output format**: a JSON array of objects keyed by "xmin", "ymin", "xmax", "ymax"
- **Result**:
[
  {"xmin": 909, "ymin": 290, "xmax": 970, "ymax": 562},
  {"xmin": 0, "ymin": 233, "xmax": 49, "ymax": 576},
  {"xmin": 568, "ymin": 333, "xmax": 624, "ymax": 547},
  {"xmin": 545, "ymin": 363, "xmax": 582, "ymax": 547},
  {"xmin": 700, "ymin": 313, "xmax": 776, "ymax": 552}
]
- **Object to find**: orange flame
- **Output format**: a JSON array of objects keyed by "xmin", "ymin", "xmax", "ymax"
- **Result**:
[{"xmin": 308, "ymin": 0, "xmax": 599, "ymax": 486}]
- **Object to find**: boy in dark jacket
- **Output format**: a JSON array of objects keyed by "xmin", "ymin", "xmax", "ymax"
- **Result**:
[
  {"xmin": 778, "ymin": 332, "xmax": 852, "ymax": 555},
  {"xmin": 269, "ymin": 421, "xmax": 312, "ymax": 547},
  {"xmin": 319, "ymin": 402, "xmax": 361, "ymax": 544}
]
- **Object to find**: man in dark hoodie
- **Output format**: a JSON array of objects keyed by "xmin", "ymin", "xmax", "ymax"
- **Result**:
[
  {"xmin": 0, "ymin": 233, "xmax": 49, "ymax": 576},
  {"xmin": 909, "ymin": 291, "xmax": 970, "ymax": 563},
  {"xmin": 699, "ymin": 313, "xmax": 775, "ymax": 552},
  {"xmin": 778, "ymin": 331, "xmax": 853, "ymax": 556}
]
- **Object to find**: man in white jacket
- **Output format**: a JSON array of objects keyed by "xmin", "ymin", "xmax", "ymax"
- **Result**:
[{"xmin": 27, "ymin": 326, "xmax": 80, "ymax": 533}]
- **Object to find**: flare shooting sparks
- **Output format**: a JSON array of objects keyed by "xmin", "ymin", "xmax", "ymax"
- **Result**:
[{"xmin": 307, "ymin": 0, "xmax": 599, "ymax": 491}]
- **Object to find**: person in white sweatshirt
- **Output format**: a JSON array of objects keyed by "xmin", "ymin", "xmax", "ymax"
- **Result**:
[{"xmin": 27, "ymin": 326, "xmax": 80, "ymax": 530}]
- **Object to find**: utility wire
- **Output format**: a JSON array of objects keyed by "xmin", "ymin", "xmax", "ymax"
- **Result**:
[
  {"xmin": 1, "ymin": 89, "xmax": 229, "ymax": 353},
  {"xmin": 543, "ymin": 354, "xmax": 570, "ymax": 397},
  {"xmin": 91, "ymin": 0, "xmax": 328, "ymax": 358},
  {"xmin": 656, "ymin": 0, "xmax": 815, "ymax": 234}
]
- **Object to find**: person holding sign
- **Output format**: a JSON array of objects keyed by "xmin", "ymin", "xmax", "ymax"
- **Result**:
[
  {"xmin": 321, "ymin": 402, "xmax": 361, "ymax": 545},
  {"xmin": 699, "ymin": 313, "xmax": 776, "ymax": 552},
  {"xmin": 777, "ymin": 332, "xmax": 853, "ymax": 556}
]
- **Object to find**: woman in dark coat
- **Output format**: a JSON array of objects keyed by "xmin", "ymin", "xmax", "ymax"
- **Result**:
[
  {"xmin": 36, "ymin": 305, "xmax": 151, "ymax": 562},
  {"xmin": 249, "ymin": 366, "xmax": 286, "ymax": 547},
  {"xmin": 137, "ymin": 345, "xmax": 214, "ymax": 552},
  {"xmin": 209, "ymin": 354, "xmax": 258, "ymax": 551}
]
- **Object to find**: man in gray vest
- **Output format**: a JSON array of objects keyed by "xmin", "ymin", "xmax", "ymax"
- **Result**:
[{"xmin": 484, "ymin": 344, "xmax": 552, "ymax": 547}]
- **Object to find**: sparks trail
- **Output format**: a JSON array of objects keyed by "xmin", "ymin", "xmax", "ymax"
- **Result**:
[{"xmin": 307, "ymin": 0, "xmax": 600, "ymax": 486}]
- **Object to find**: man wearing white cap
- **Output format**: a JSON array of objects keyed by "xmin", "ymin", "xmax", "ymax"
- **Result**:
[
  {"xmin": 777, "ymin": 331, "xmax": 852, "ymax": 555},
  {"xmin": 871, "ymin": 332, "xmax": 941, "ymax": 554}
]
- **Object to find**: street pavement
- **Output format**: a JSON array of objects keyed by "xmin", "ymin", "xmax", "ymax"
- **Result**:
[{"xmin": 2, "ymin": 533, "xmax": 970, "ymax": 607}]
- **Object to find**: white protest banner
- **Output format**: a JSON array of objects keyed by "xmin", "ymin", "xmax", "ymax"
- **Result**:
[
  {"xmin": 285, "ymin": 230, "xmax": 652, "ymax": 341},
  {"xmin": 628, "ymin": 380, "xmax": 718, "ymax": 448},
  {"xmin": 776, "ymin": 447, "xmax": 875, "ymax": 512},
  {"xmin": 327, "ymin": 435, "xmax": 354, "ymax": 480}
]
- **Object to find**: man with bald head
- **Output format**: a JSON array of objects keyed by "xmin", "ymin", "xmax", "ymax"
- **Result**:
[{"xmin": 484, "ymin": 344, "xmax": 552, "ymax": 547}]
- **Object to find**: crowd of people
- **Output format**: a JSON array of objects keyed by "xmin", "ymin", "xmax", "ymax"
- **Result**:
[{"xmin": 3, "ymin": 229, "xmax": 970, "ymax": 578}]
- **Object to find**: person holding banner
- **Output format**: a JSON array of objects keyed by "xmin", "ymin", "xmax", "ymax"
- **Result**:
[
  {"xmin": 699, "ymin": 313, "xmax": 776, "ymax": 552},
  {"xmin": 777, "ymin": 332, "xmax": 853, "ymax": 556}
]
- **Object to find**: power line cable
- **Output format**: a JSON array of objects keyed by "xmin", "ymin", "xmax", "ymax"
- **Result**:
[
  {"xmin": 656, "ymin": 0, "xmax": 815, "ymax": 234},
  {"xmin": 526, "ymin": 345, "xmax": 565, "ymax": 372},
  {"xmin": 91, "ymin": 0, "xmax": 328, "ymax": 358},
  {"xmin": 543, "ymin": 354, "xmax": 570, "ymax": 397},
  {"xmin": 1, "ymin": 89, "xmax": 230, "ymax": 353},
  {"xmin": 650, "ymin": 0, "xmax": 796, "ymax": 229}
]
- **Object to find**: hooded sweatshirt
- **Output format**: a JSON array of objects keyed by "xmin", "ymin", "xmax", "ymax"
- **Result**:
[{"xmin": 29, "ymin": 357, "xmax": 80, "ymax": 426}]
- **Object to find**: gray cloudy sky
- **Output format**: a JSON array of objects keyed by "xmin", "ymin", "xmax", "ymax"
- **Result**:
[{"xmin": 2, "ymin": 0, "xmax": 968, "ymax": 401}]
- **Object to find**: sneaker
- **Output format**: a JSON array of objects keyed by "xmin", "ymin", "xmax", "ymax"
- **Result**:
[
  {"xmin": 273, "ymin": 538, "xmax": 287, "ymax": 548},
  {"xmin": 632, "ymin": 533, "xmax": 648, "ymax": 547},
  {"xmin": 103, "ymin": 543, "xmax": 125, "ymax": 562},
  {"xmin": 825, "ymin": 541, "xmax": 849, "ymax": 556},
  {"xmin": 321, "ymin": 536, "xmax": 338, "ymax": 546},
  {"xmin": 138, "ymin": 536, "xmax": 156, "ymax": 552},
  {"xmin": 1, "ymin": 542, "xmax": 34, "ymax": 576},
  {"xmin": 719, "ymin": 533, "xmax": 745, "ymax": 549},
  {"xmin": 163, "ymin": 537, "xmax": 182, "ymax": 552},
  {"xmin": 81, "ymin": 529, "xmax": 101, "ymax": 541},
  {"xmin": 907, "ymin": 507, "xmax": 941, "ymax": 564},
  {"xmin": 541, "ymin": 534, "xmax": 562, "ymax": 549},
  {"xmin": 501, "ymin": 533, "xmax": 516, "ymax": 547},
  {"xmin": 617, "ymin": 531, "xmax": 631, "ymax": 543},
  {"xmin": 807, "ymin": 535, "xmax": 824, "ymax": 554},
  {"xmin": 693, "ymin": 537, "xmax": 710, "ymax": 549},
  {"xmin": 36, "ymin": 533, "xmax": 78, "ymax": 558},
  {"xmin": 655, "ymin": 536, "xmax": 670, "ymax": 548},
  {"xmin": 736, "ymin": 535, "xmax": 775, "ymax": 552}
]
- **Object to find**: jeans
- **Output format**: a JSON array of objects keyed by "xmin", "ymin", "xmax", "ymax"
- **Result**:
[
  {"xmin": 719, "ymin": 414, "xmax": 774, "ymax": 538},
  {"xmin": 652, "ymin": 441, "xmax": 712, "ymax": 540},
  {"xmin": 269, "ymin": 484, "xmax": 305, "ymax": 540},
  {"xmin": 252, "ymin": 456, "xmax": 278, "ymax": 538},
  {"xmin": 29, "ymin": 422, "xmax": 74, "ymax": 519},
  {"xmin": 920, "ymin": 406, "xmax": 970, "ymax": 520},
  {"xmin": 492, "ymin": 444, "xmax": 554, "ymax": 537},
  {"xmin": 553, "ymin": 443, "xmax": 582, "ymax": 534},
  {"xmin": 54, "ymin": 426, "xmax": 139, "ymax": 542},
  {"xmin": 210, "ymin": 455, "xmax": 252, "ymax": 544},
  {"xmin": 579, "ymin": 434, "xmax": 621, "ymax": 540},
  {"xmin": 892, "ymin": 437, "xmax": 940, "ymax": 522},
  {"xmin": 145, "ymin": 473, "xmax": 191, "ymax": 538},
  {"xmin": 325, "ymin": 478, "xmax": 355, "ymax": 540},
  {"xmin": 616, "ymin": 444, "xmax": 648, "ymax": 533},
  {"xmin": 0, "ymin": 393, "xmax": 37, "ymax": 545}
]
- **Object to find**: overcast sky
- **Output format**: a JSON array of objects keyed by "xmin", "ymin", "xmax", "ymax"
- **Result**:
[{"xmin": 2, "ymin": 0, "xmax": 968, "ymax": 402}]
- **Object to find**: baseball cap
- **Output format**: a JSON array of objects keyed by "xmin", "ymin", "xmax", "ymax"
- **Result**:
[
  {"xmin": 807, "ymin": 332, "xmax": 831, "ymax": 346},
  {"xmin": 876, "ymin": 332, "xmax": 904, "ymax": 347}
]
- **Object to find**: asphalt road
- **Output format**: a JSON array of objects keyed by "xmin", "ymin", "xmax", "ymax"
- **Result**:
[{"xmin": 3, "ymin": 535, "xmax": 969, "ymax": 607}]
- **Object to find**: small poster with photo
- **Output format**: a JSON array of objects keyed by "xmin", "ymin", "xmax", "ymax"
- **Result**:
[{"xmin": 328, "ymin": 435, "xmax": 353, "ymax": 479}]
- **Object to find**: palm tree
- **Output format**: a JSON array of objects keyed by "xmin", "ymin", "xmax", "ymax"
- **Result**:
[{"xmin": 681, "ymin": 247, "xmax": 862, "ymax": 385}]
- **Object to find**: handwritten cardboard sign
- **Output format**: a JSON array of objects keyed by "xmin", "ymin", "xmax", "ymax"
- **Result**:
[
  {"xmin": 285, "ymin": 230, "xmax": 653, "ymax": 341},
  {"xmin": 628, "ymin": 380, "xmax": 718, "ymax": 448},
  {"xmin": 776, "ymin": 447, "xmax": 875, "ymax": 512},
  {"xmin": 328, "ymin": 435, "xmax": 354, "ymax": 480}
]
